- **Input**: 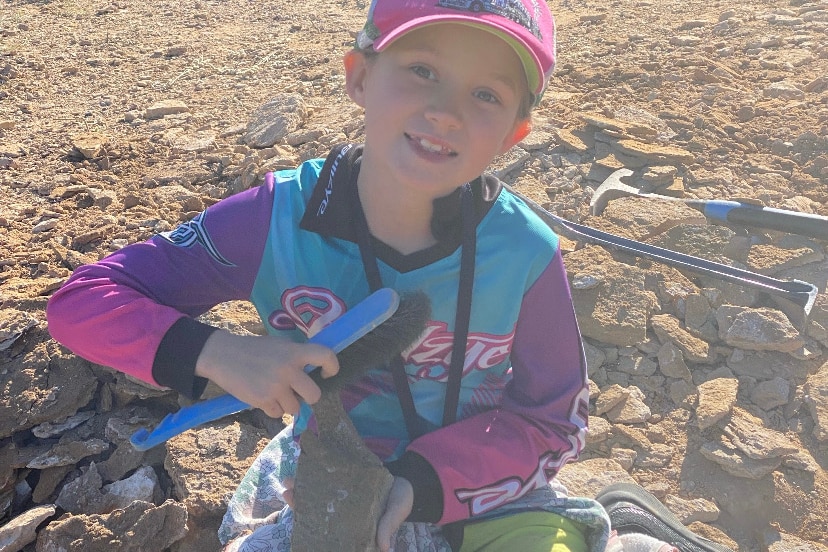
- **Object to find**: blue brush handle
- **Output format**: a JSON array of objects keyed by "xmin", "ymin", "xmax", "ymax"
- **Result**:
[
  {"xmin": 700, "ymin": 200, "xmax": 828, "ymax": 241},
  {"xmin": 130, "ymin": 288, "xmax": 400, "ymax": 451}
]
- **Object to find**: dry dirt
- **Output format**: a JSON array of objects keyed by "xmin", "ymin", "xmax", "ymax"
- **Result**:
[{"xmin": 2, "ymin": 0, "xmax": 828, "ymax": 551}]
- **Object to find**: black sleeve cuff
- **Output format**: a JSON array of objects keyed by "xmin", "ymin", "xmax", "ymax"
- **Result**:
[
  {"xmin": 386, "ymin": 451, "xmax": 443, "ymax": 524},
  {"xmin": 151, "ymin": 317, "xmax": 218, "ymax": 400}
]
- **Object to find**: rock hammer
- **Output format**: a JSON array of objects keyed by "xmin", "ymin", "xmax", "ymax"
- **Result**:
[{"xmin": 590, "ymin": 168, "xmax": 828, "ymax": 241}]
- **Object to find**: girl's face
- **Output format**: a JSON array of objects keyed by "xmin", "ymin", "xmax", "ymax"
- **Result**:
[{"xmin": 345, "ymin": 23, "xmax": 530, "ymax": 203}]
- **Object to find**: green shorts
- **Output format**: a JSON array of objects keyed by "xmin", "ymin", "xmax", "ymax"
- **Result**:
[{"xmin": 460, "ymin": 510, "xmax": 588, "ymax": 552}]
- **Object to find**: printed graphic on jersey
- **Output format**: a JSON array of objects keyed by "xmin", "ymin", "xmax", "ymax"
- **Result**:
[
  {"xmin": 461, "ymin": 371, "xmax": 511, "ymax": 417},
  {"xmin": 454, "ymin": 385, "xmax": 589, "ymax": 516},
  {"xmin": 435, "ymin": 0, "xmax": 543, "ymax": 40},
  {"xmin": 405, "ymin": 321, "xmax": 514, "ymax": 381},
  {"xmin": 316, "ymin": 143, "xmax": 352, "ymax": 216},
  {"xmin": 158, "ymin": 211, "xmax": 235, "ymax": 267},
  {"xmin": 268, "ymin": 286, "xmax": 347, "ymax": 338}
]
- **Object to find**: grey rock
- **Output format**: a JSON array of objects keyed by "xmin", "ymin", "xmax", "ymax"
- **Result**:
[
  {"xmin": 0, "ymin": 308, "xmax": 39, "ymax": 351},
  {"xmin": 292, "ymin": 391, "xmax": 393, "ymax": 552},
  {"xmin": 0, "ymin": 504, "xmax": 55, "ymax": 552},
  {"xmin": 750, "ymin": 377, "xmax": 790, "ymax": 410},
  {"xmin": 32, "ymin": 411, "xmax": 95, "ymax": 439},
  {"xmin": 723, "ymin": 408, "xmax": 799, "ymax": 461},
  {"xmin": 657, "ymin": 341, "xmax": 692, "ymax": 381},
  {"xmin": 242, "ymin": 94, "xmax": 307, "ymax": 148},
  {"xmin": 651, "ymin": 314, "xmax": 715, "ymax": 364},
  {"xmin": 616, "ymin": 355, "xmax": 658, "ymax": 377},
  {"xmin": 717, "ymin": 306, "xmax": 805, "ymax": 353},
  {"xmin": 27, "ymin": 439, "xmax": 109, "ymax": 469},
  {"xmin": 0, "ymin": 333, "xmax": 98, "ymax": 440},
  {"xmin": 763, "ymin": 527, "xmax": 828, "ymax": 551},
  {"xmin": 606, "ymin": 386, "xmax": 651, "ymax": 424}
]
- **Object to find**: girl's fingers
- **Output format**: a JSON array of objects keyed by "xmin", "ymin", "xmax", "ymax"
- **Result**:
[
  {"xmin": 274, "ymin": 390, "xmax": 301, "ymax": 417},
  {"xmin": 282, "ymin": 478, "xmax": 295, "ymax": 509},
  {"xmin": 376, "ymin": 477, "xmax": 414, "ymax": 552},
  {"xmin": 290, "ymin": 371, "xmax": 323, "ymax": 406},
  {"xmin": 301, "ymin": 344, "xmax": 340, "ymax": 380}
]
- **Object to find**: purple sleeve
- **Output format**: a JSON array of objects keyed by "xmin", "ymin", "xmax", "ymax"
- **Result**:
[
  {"xmin": 46, "ymin": 179, "xmax": 277, "ymax": 392},
  {"xmin": 406, "ymin": 249, "xmax": 590, "ymax": 525}
]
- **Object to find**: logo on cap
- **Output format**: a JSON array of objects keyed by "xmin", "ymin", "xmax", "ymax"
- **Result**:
[{"xmin": 435, "ymin": 0, "xmax": 543, "ymax": 40}]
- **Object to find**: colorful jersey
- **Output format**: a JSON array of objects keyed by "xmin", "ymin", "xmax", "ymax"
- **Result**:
[{"xmin": 47, "ymin": 144, "xmax": 589, "ymax": 525}]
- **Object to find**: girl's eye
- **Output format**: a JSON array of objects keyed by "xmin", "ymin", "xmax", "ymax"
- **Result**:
[
  {"xmin": 474, "ymin": 90, "xmax": 501, "ymax": 104},
  {"xmin": 410, "ymin": 65, "xmax": 435, "ymax": 80}
]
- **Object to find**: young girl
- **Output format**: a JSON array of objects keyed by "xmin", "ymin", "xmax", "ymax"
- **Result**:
[{"xmin": 48, "ymin": 1, "xmax": 722, "ymax": 551}]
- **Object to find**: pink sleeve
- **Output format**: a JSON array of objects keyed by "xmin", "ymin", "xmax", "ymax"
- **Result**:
[
  {"xmin": 46, "ymin": 180, "xmax": 276, "ymax": 386},
  {"xmin": 407, "ymin": 252, "xmax": 589, "ymax": 524}
]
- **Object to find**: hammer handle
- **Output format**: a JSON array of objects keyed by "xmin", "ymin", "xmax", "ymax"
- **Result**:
[
  {"xmin": 129, "ymin": 288, "xmax": 400, "ymax": 451},
  {"xmin": 692, "ymin": 200, "xmax": 828, "ymax": 241}
]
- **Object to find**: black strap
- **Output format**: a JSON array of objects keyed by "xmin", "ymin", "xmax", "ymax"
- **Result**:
[
  {"xmin": 351, "ymin": 181, "xmax": 427, "ymax": 440},
  {"xmin": 442, "ymin": 183, "xmax": 476, "ymax": 427},
  {"xmin": 351, "ymin": 177, "xmax": 476, "ymax": 439}
]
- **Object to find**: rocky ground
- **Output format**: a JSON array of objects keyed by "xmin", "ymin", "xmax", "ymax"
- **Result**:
[{"xmin": 1, "ymin": 0, "xmax": 828, "ymax": 550}]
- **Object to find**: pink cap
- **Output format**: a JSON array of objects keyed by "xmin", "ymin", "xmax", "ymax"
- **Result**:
[{"xmin": 356, "ymin": 0, "xmax": 556, "ymax": 105}]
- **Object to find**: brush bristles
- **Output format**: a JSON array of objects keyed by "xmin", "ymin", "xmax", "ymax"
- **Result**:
[{"xmin": 311, "ymin": 291, "xmax": 431, "ymax": 393}]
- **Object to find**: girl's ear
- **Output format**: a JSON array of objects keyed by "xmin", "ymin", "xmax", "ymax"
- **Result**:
[
  {"xmin": 499, "ymin": 118, "xmax": 532, "ymax": 154},
  {"xmin": 344, "ymin": 50, "xmax": 369, "ymax": 108}
]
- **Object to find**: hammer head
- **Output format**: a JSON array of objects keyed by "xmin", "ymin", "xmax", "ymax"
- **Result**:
[{"xmin": 589, "ymin": 168, "xmax": 637, "ymax": 216}]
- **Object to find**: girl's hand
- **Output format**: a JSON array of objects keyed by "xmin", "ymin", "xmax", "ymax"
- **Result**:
[
  {"xmin": 377, "ymin": 477, "xmax": 414, "ymax": 552},
  {"xmin": 194, "ymin": 330, "xmax": 340, "ymax": 418}
]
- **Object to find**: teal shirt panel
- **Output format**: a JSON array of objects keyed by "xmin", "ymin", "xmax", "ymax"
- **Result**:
[{"xmin": 250, "ymin": 160, "xmax": 560, "ymax": 460}]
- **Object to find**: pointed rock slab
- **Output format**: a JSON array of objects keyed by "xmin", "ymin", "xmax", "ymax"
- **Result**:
[
  {"xmin": 723, "ymin": 408, "xmax": 799, "ymax": 461},
  {"xmin": 35, "ymin": 499, "xmax": 188, "ymax": 551},
  {"xmin": 606, "ymin": 386, "xmax": 652, "ymax": 424},
  {"xmin": 31, "ymin": 411, "xmax": 95, "ymax": 439},
  {"xmin": 651, "ymin": 314, "xmax": 715, "ymax": 364},
  {"xmin": 0, "ymin": 504, "xmax": 56, "ymax": 552},
  {"xmin": 292, "ymin": 391, "xmax": 393, "ymax": 552},
  {"xmin": 594, "ymin": 384, "xmax": 629, "ymax": 416}
]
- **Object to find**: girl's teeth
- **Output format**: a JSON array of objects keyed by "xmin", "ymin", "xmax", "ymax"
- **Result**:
[{"xmin": 419, "ymin": 138, "xmax": 446, "ymax": 153}]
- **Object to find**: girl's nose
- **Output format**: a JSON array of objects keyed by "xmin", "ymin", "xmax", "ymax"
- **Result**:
[{"xmin": 424, "ymin": 91, "xmax": 462, "ymax": 131}]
